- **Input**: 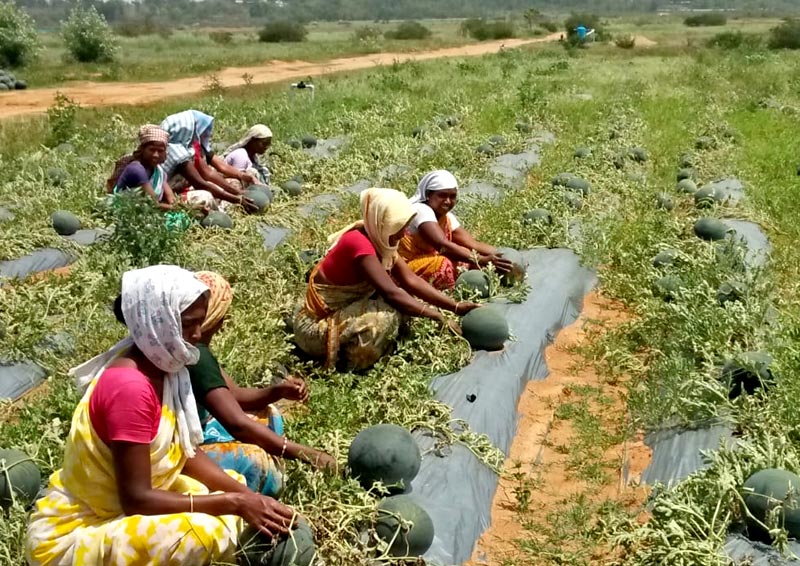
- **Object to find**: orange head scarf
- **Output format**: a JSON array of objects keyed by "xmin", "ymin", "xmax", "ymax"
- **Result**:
[{"xmin": 195, "ymin": 271, "xmax": 233, "ymax": 333}]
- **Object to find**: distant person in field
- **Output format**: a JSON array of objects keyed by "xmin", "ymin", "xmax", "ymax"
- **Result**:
[
  {"xmin": 160, "ymin": 109, "xmax": 257, "ymax": 212},
  {"xmin": 223, "ymin": 124, "xmax": 273, "ymax": 189},
  {"xmin": 398, "ymin": 170, "xmax": 512, "ymax": 290},
  {"xmin": 293, "ymin": 188, "xmax": 481, "ymax": 371},
  {"xmin": 26, "ymin": 265, "xmax": 296, "ymax": 566},
  {"xmin": 105, "ymin": 124, "xmax": 198, "ymax": 229}
]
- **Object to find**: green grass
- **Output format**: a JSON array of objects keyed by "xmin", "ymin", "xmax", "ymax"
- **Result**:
[{"xmin": 3, "ymin": 17, "xmax": 800, "ymax": 566}]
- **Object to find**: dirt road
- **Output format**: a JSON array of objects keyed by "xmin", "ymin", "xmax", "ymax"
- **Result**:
[{"xmin": 0, "ymin": 34, "xmax": 561, "ymax": 120}]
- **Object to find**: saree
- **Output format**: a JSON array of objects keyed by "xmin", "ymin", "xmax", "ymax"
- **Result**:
[
  {"xmin": 398, "ymin": 214, "xmax": 460, "ymax": 290},
  {"xmin": 292, "ymin": 264, "xmax": 401, "ymax": 370},
  {"xmin": 26, "ymin": 376, "xmax": 244, "ymax": 566}
]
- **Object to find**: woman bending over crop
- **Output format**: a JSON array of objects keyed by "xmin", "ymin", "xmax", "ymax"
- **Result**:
[
  {"xmin": 160, "ymin": 109, "xmax": 258, "ymax": 212},
  {"xmin": 293, "ymin": 187, "xmax": 481, "ymax": 370},
  {"xmin": 186, "ymin": 271, "xmax": 335, "ymax": 494},
  {"xmin": 26, "ymin": 265, "xmax": 295, "ymax": 566},
  {"xmin": 399, "ymin": 170, "xmax": 512, "ymax": 290},
  {"xmin": 223, "ymin": 124, "xmax": 273, "ymax": 189}
]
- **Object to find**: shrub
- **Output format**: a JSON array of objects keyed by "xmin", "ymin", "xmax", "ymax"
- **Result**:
[
  {"xmin": 384, "ymin": 21, "xmax": 431, "ymax": 40},
  {"xmin": 684, "ymin": 13, "xmax": 727, "ymax": 27},
  {"xmin": 615, "ymin": 34, "xmax": 636, "ymax": 49},
  {"xmin": 352, "ymin": 25, "xmax": 381, "ymax": 42},
  {"xmin": 707, "ymin": 30, "xmax": 762, "ymax": 50},
  {"xmin": 61, "ymin": 5, "xmax": 119, "ymax": 63},
  {"xmin": 564, "ymin": 13, "xmax": 606, "ymax": 41},
  {"xmin": 258, "ymin": 20, "xmax": 307, "ymax": 43},
  {"xmin": 540, "ymin": 20, "xmax": 559, "ymax": 33},
  {"xmin": 460, "ymin": 19, "xmax": 515, "ymax": 41},
  {"xmin": 768, "ymin": 19, "xmax": 800, "ymax": 50},
  {"xmin": 209, "ymin": 31, "xmax": 233, "ymax": 45},
  {"xmin": 46, "ymin": 92, "xmax": 79, "ymax": 147},
  {"xmin": 0, "ymin": 1, "xmax": 40, "ymax": 67}
]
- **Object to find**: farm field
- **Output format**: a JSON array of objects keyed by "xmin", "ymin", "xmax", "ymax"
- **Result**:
[{"xmin": 2, "ymin": 14, "xmax": 800, "ymax": 566}]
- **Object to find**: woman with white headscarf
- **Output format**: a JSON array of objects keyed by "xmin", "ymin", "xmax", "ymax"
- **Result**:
[
  {"xmin": 292, "ymin": 188, "xmax": 481, "ymax": 370},
  {"xmin": 399, "ymin": 169, "xmax": 513, "ymax": 290},
  {"xmin": 224, "ymin": 124, "xmax": 273, "ymax": 188},
  {"xmin": 26, "ymin": 265, "xmax": 295, "ymax": 566}
]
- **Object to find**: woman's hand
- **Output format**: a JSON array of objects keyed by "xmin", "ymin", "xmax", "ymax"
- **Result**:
[
  {"xmin": 482, "ymin": 254, "xmax": 514, "ymax": 274},
  {"xmin": 241, "ymin": 172, "xmax": 258, "ymax": 186},
  {"xmin": 271, "ymin": 377, "xmax": 309, "ymax": 403},
  {"xmin": 235, "ymin": 492, "xmax": 296, "ymax": 538},
  {"xmin": 445, "ymin": 319, "xmax": 463, "ymax": 336},
  {"xmin": 310, "ymin": 450, "xmax": 338, "ymax": 472},
  {"xmin": 241, "ymin": 195, "xmax": 258, "ymax": 213},
  {"xmin": 454, "ymin": 301, "xmax": 481, "ymax": 316}
]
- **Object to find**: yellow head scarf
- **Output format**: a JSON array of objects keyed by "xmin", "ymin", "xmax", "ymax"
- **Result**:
[
  {"xmin": 327, "ymin": 188, "xmax": 416, "ymax": 270},
  {"xmin": 195, "ymin": 271, "xmax": 233, "ymax": 333}
]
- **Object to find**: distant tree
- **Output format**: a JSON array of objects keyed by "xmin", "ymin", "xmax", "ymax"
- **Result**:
[
  {"xmin": 0, "ymin": 1, "xmax": 39, "ymax": 67},
  {"xmin": 61, "ymin": 4, "xmax": 119, "ymax": 63}
]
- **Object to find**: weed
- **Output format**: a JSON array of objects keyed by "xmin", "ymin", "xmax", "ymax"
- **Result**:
[{"xmin": 46, "ymin": 92, "xmax": 79, "ymax": 147}]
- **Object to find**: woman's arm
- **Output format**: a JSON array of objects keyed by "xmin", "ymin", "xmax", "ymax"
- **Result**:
[
  {"xmin": 140, "ymin": 181, "xmax": 173, "ymax": 211},
  {"xmin": 197, "ymin": 157, "xmax": 243, "ymax": 195},
  {"xmin": 110, "ymin": 441, "xmax": 295, "ymax": 536},
  {"xmin": 392, "ymin": 258, "xmax": 480, "ymax": 314},
  {"xmin": 202, "ymin": 387, "xmax": 335, "ymax": 469},
  {"xmin": 451, "ymin": 227, "xmax": 497, "ymax": 257},
  {"xmin": 417, "ymin": 222, "xmax": 484, "ymax": 266},
  {"xmin": 210, "ymin": 154, "xmax": 257, "ymax": 185},
  {"xmin": 179, "ymin": 162, "xmax": 242, "ymax": 205},
  {"xmin": 162, "ymin": 179, "xmax": 176, "ymax": 206},
  {"xmin": 221, "ymin": 369, "xmax": 308, "ymax": 411}
]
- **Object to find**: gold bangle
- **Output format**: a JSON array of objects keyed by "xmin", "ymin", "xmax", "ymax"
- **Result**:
[
  {"xmin": 189, "ymin": 494, "xmax": 194, "ymax": 514},
  {"xmin": 280, "ymin": 437, "xmax": 288, "ymax": 459}
]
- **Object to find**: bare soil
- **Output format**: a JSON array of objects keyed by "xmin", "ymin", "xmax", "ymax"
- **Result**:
[{"xmin": 0, "ymin": 35, "xmax": 562, "ymax": 120}]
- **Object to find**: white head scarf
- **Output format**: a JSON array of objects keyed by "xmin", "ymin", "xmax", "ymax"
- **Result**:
[
  {"xmin": 326, "ymin": 188, "xmax": 416, "ymax": 270},
  {"xmin": 69, "ymin": 265, "xmax": 208, "ymax": 458},
  {"xmin": 410, "ymin": 170, "xmax": 459, "ymax": 204},
  {"xmin": 223, "ymin": 124, "xmax": 273, "ymax": 157}
]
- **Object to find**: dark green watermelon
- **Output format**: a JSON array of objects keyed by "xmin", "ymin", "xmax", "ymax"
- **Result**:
[
  {"xmin": 721, "ymin": 351, "xmax": 774, "ymax": 399},
  {"xmin": 717, "ymin": 280, "xmax": 747, "ymax": 306},
  {"xmin": 0, "ymin": 448, "xmax": 41, "ymax": 509},
  {"xmin": 281, "ymin": 180, "xmax": 303, "ymax": 197},
  {"xmin": 51, "ymin": 210, "xmax": 81, "ymax": 236},
  {"xmin": 244, "ymin": 188, "xmax": 272, "ymax": 213},
  {"xmin": 695, "ymin": 136, "xmax": 716, "ymax": 150},
  {"xmin": 348, "ymin": 424, "xmax": 421, "ymax": 493},
  {"xmin": 656, "ymin": 193, "xmax": 674, "ymax": 211},
  {"xmin": 239, "ymin": 520, "xmax": 315, "ymax": 566},
  {"xmin": 301, "ymin": 136, "xmax": 317, "ymax": 149},
  {"xmin": 744, "ymin": 468, "xmax": 800, "ymax": 542},
  {"xmin": 693, "ymin": 186, "xmax": 719, "ymax": 208},
  {"xmin": 201, "ymin": 211, "xmax": 234, "ymax": 229},
  {"xmin": 515, "ymin": 121, "xmax": 533, "ymax": 133},
  {"xmin": 476, "ymin": 143, "xmax": 494, "ymax": 156},
  {"xmin": 629, "ymin": 147, "xmax": 648, "ymax": 163},
  {"xmin": 653, "ymin": 276, "xmax": 684, "ymax": 301},
  {"xmin": 676, "ymin": 179, "xmax": 698, "ymax": 194},
  {"xmin": 495, "ymin": 247, "xmax": 526, "ymax": 286},
  {"xmin": 461, "ymin": 307, "xmax": 509, "ymax": 351},
  {"xmin": 573, "ymin": 147, "xmax": 591, "ymax": 159},
  {"xmin": 375, "ymin": 495, "xmax": 434, "ymax": 558},
  {"xmin": 652, "ymin": 249, "xmax": 678, "ymax": 268},
  {"xmin": 456, "ymin": 270, "xmax": 490, "ymax": 298},
  {"xmin": 522, "ymin": 209, "xmax": 552, "ymax": 225},
  {"xmin": 677, "ymin": 168, "xmax": 695, "ymax": 182},
  {"xmin": 694, "ymin": 218, "xmax": 728, "ymax": 241}
]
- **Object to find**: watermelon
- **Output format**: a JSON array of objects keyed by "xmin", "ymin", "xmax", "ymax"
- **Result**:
[
  {"xmin": 289, "ymin": 175, "xmax": 304, "ymax": 184},
  {"xmin": 0, "ymin": 448, "xmax": 41, "ymax": 509},
  {"xmin": 522, "ymin": 209, "xmax": 552, "ymax": 225},
  {"xmin": 721, "ymin": 351, "xmax": 774, "ymax": 399},
  {"xmin": 281, "ymin": 180, "xmax": 303, "ymax": 197},
  {"xmin": 566, "ymin": 177, "xmax": 591, "ymax": 195},
  {"xmin": 551, "ymin": 173, "xmax": 576, "ymax": 187},
  {"xmin": 612, "ymin": 153, "xmax": 626, "ymax": 170},
  {"xmin": 743, "ymin": 468, "xmax": 800, "ymax": 541},
  {"xmin": 301, "ymin": 136, "xmax": 317, "ymax": 149},
  {"xmin": 287, "ymin": 140, "xmax": 301, "ymax": 150},
  {"xmin": 717, "ymin": 280, "xmax": 747, "ymax": 306},
  {"xmin": 445, "ymin": 116, "xmax": 460, "ymax": 127},
  {"xmin": 244, "ymin": 189, "xmax": 271, "ymax": 213},
  {"xmin": 694, "ymin": 218, "xmax": 728, "ymax": 241},
  {"xmin": 488, "ymin": 135, "xmax": 506, "ymax": 147},
  {"xmin": 51, "ymin": 210, "xmax": 81, "ymax": 236},
  {"xmin": 47, "ymin": 167, "xmax": 68, "ymax": 187},
  {"xmin": 693, "ymin": 186, "xmax": 719, "ymax": 208},
  {"xmin": 0, "ymin": 84, "xmax": 8, "ymax": 92},
  {"xmin": 676, "ymin": 179, "xmax": 698, "ymax": 194},
  {"xmin": 476, "ymin": 143, "xmax": 494, "ymax": 156},
  {"xmin": 678, "ymin": 153, "xmax": 694, "ymax": 168},
  {"xmin": 375, "ymin": 495, "xmax": 435, "ymax": 558},
  {"xmin": 573, "ymin": 147, "xmax": 591, "ymax": 159},
  {"xmin": 695, "ymin": 136, "xmax": 716, "ymax": 150},
  {"xmin": 201, "ymin": 211, "xmax": 234, "ymax": 229},
  {"xmin": 239, "ymin": 520, "xmax": 315, "ymax": 566},
  {"xmin": 15, "ymin": 79, "xmax": 28, "ymax": 90},
  {"xmin": 656, "ymin": 193, "xmax": 674, "ymax": 211},
  {"xmin": 495, "ymin": 247, "xmax": 526, "ymax": 286},
  {"xmin": 562, "ymin": 192, "xmax": 583, "ymax": 210},
  {"xmin": 677, "ymin": 168, "xmax": 695, "ymax": 182},
  {"xmin": 629, "ymin": 147, "xmax": 648, "ymax": 163},
  {"xmin": 348, "ymin": 424, "xmax": 421, "ymax": 493},
  {"xmin": 652, "ymin": 249, "xmax": 678, "ymax": 268},
  {"xmin": 461, "ymin": 307, "xmax": 509, "ymax": 351},
  {"xmin": 412, "ymin": 127, "xmax": 427, "ymax": 138},
  {"xmin": 456, "ymin": 270, "xmax": 490, "ymax": 298},
  {"xmin": 653, "ymin": 276, "xmax": 683, "ymax": 301},
  {"xmin": 515, "ymin": 121, "xmax": 533, "ymax": 133}
]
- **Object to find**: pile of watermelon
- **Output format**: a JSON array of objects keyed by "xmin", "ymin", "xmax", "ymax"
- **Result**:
[{"xmin": 0, "ymin": 69, "xmax": 27, "ymax": 91}]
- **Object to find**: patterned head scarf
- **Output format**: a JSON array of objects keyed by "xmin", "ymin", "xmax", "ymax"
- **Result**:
[
  {"xmin": 69, "ymin": 265, "xmax": 209, "ymax": 457},
  {"xmin": 195, "ymin": 271, "xmax": 233, "ymax": 333},
  {"xmin": 410, "ymin": 170, "xmax": 459, "ymax": 204},
  {"xmin": 138, "ymin": 124, "xmax": 169, "ymax": 147},
  {"xmin": 327, "ymin": 188, "xmax": 416, "ymax": 270},
  {"xmin": 223, "ymin": 124, "xmax": 273, "ymax": 157}
]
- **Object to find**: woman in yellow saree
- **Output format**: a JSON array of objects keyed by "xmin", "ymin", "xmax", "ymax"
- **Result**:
[
  {"xmin": 399, "ymin": 170, "xmax": 513, "ymax": 290},
  {"xmin": 292, "ymin": 188, "xmax": 481, "ymax": 371},
  {"xmin": 26, "ymin": 265, "xmax": 295, "ymax": 566}
]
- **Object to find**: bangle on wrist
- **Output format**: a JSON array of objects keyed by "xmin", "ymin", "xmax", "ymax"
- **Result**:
[
  {"xmin": 280, "ymin": 437, "xmax": 288, "ymax": 458},
  {"xmin": 189, "ymin": 493, "xmax": 194, "ymax": 513}
]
